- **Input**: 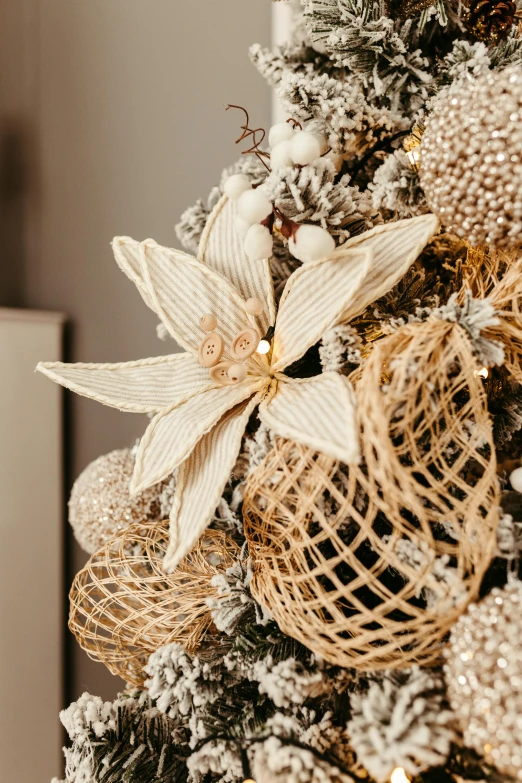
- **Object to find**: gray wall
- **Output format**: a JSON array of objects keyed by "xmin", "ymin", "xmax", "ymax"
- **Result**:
[{"xmin": 1, "ymin": 0, "xmax": 271, "ymax": 701}]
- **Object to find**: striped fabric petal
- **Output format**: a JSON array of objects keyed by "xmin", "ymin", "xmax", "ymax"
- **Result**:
[
  {"xmin": 111, "ymin": 235, "xmax": 156, "ymax": 312},
  {"xmin": 163, "ymin": 393, "xmax": 263, "ymax": 572},
  {"xmin": 131, "ymin": 379, "xmax": 266, "ymax": 494},
  {"xmin": 199, "ymin": 195, "xmax": 276, "ymax": 335},
  {"xmin": 271, "ymin": 247, "xmax": 372, "ymax": 373},
  {"xmin": 259, "ymin": 373, "xmax": 360, "ymax": 464},
  {"xmin": 112, "ymin": 237, "xmax": 250, "ymax": 358},
  {"xmin": 37, "ymin": 353, "xmax": 212, "ymax": 413},
  {"xmin": 339, "ymin": 213, "xmax": 440, "ymax": 323}
]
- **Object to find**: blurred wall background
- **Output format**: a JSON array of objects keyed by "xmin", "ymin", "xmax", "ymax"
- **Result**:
[{"xmin": 0, "ymin": 0, "xmax": 271, "ymax": 702}]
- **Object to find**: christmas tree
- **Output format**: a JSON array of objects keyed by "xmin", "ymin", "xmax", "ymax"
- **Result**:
[{"xmin": 41, "ymin": 1, "xmax": 522, "ymax": 781}]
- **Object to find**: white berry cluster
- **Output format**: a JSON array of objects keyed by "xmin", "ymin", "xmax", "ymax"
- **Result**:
[{"xmin": 224, "ymin": 121, "xmax": 337, "ymax": 265}]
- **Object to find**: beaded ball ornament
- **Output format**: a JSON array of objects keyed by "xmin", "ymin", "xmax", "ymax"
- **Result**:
[
  {"xmin": 420, "ymin": 65, "xmax": 522, "ymax": 249},
  {"xmin": 69, "ymin": 448, "xmax": 173, "ymax": 554},
  {"xmin": 444, "ymin": 581, "xmax": 522, "ymax": 779}
]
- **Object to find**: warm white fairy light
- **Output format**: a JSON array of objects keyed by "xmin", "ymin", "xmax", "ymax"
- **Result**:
[
  {"xmin": 474, "ymin": 367, "xmax": 489, "ymax": 379},
  {"xmin": 406, "ymin": 148, "xmax": 421, "ymax": 167},
  {"xmin": 256, "ymin": 339, "xmax": 271, "ymax": 355},
  {"xmin": 390, "ymin": 768, "xmax": 410, "ymax": 783}
]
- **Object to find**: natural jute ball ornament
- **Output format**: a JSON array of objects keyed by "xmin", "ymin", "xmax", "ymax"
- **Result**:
[
  {"xmin": 243, "ymin": 318, "xmax": 500, "ymax": 670},
  {"xmin": 444, "ymin": 581, "xmax": 522, "ymax": 779},
  {"xmin": 69, "ymin": 522, "xmax": 238, "ymax": 685},
  {"xmin": 420, "ymin": 65, "xmax": 522, "ymax": 249},
  {"xmin": 69, "ymin": 448, "xmax": 172, "ymax": 555}
]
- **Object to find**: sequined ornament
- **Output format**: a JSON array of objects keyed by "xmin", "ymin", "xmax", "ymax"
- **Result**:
[
  {"xmin": 69, "ymin": 449, "xmax": 172, "ymax": 554},
  {"xmin": 420, "ymin": 66, "xmax": 522, "ymax": 249},
  {"xmin": 463, "ymin": 0, "xmax": 518, "ymax": 43},
  {"xmin": 444, "ymin": 581, "xmax": 522, "ymax": 779}
]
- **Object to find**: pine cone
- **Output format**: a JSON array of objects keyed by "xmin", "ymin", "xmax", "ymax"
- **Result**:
[{"xmin": 464, "ymin": 0, "xmax": 518, "ymax": 42}]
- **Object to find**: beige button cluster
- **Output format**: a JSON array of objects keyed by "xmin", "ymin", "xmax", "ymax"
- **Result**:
[
  {"xmin": 232, "ymin": 328, "xmax": 260, "ymax": 360},
  {"xmin": 197, "ymin": 301, "xmax": 266, "ymax": 386},
  {"xmin": 209, "ymin": 361, "xmax": 237, "ymax": 385},
  {"xmin": 198, "ymin": 332, "xmax": 224, "ymax": 368}
]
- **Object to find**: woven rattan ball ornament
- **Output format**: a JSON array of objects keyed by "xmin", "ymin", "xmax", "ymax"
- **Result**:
[
  {"xmin": 69, "ymin": 522, "xmax": 238, "ymax": 685},
  {"xmin": 69, "ymin": 448, "xmax": 172, "ymax": 554},
  {"xmin": 444, "ymin": 581, "xmax": 522, "ymax": 779},
  {"xmin": 243, "ymin": 318, "xmax": 500, "ymax": 671},
  {"xmin": 420, "ymin": 66, "xmax": 522, "ymax": 249}
]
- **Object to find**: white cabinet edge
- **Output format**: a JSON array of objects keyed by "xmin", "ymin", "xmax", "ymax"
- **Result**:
[
  {"xmin": 0, "ymin": 309, "xmax": 65, "ymax": 782},
  {"xmin": 0, "ymin": 306, "xmax": 66, "ymax": 325}
]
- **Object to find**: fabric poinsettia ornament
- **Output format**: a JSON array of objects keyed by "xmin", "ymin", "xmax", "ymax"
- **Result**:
[{"xmin": 38, "ymin": 195, "xmax": 438, "ymax": 571}]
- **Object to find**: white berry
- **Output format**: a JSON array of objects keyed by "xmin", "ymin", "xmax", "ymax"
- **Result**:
[
  {"xmin": 224, "ymin": 174, "xmax": 252, "ymax": 201},
  {"xmin": 235, "ymin": 216, "xmax": 251, "ymax": 238},
  {"xmin": 269, "ymin": 122, "xmax": 295, "ymax": 148},
  {"xmin": 270, "ymin": 140, "xmax": 294, "ymax": 171},
  {"xmin": 510, "ymin": 466, "xmax": 522, "ymax": 493},
  {"xmin": 290, "ymin": 131, "xmax": 328, "ymax": 166},
  {"xmin": 288, "ymin": 224, "xmax": 335, "ymax": 263},
  {"xmin": 237, "ymin": 189, "xmax": 273, "ymax": 225},
  {"xmin": 244, "ymin": 224, "xmax": 274, "ymax": 262}
]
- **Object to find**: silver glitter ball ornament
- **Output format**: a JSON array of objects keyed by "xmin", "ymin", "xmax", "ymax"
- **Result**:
[
  {"xmin": 69, "ymin": 448, "xmax": 173, "ymax": 554},
  {"xmin": 420, "ymin": 66, "xmax": 522, "ymax": 249},
  {"xmin": 444, "ymin": 581, "xmax": 522, "ymax": 779}
]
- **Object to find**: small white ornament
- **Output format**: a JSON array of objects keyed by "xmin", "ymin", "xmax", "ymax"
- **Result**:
[
  {"xmin": 288, "ymin": 224, "xmax": 336, "ymax": 263},
  {"xmin": 268, "ymin": 121, "xmax": 295, "ymax": 148},
  {"xmin": 270, "ymin": 140, "xmax": 294, "ymax": 171},
  {"xmin": 290, "ymin": 131, "xmax": 328, "ymax": 166},
  {"xmin": 224, "ymin": 174, "xmax": 252, "ymax": 201},
  {"xmin": 244, "ymin": 224, "xmax": 274, "ymax": 262},
  {"xmin": 510, "ymin": 466, "xmax": 522, "ymax": 493},
  {"xmin": 237, "ymin": 189, "xmax": 273, "ymax": 226}
]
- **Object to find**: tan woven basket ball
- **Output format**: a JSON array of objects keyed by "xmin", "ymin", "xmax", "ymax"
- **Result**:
[
  {"xmin": 243, "ymin": 318, "xmax": 500, "ymax": 671},
  {"xmin": 69, "ymin": 522, "xmax": 238, "ymax": 685}
]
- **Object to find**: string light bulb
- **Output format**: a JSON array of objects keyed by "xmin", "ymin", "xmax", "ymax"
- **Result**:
[
  {"xmin": 242, "ymin": 779, "xmax": 256, "ymax": 783},
  {"xmin": 474, "ymin": 367, "xmax": 489, "ymax": 379},
  {"xmin": 256, "ymin": 339, "xmax": 271, "ymax": 355},
  {"xmin": 403, "ymin": 123, "xmax": 424, "ymax": 172},
  {"xmin": 390, "ymin": 769, "xmax": 410, "ymax": 783}
]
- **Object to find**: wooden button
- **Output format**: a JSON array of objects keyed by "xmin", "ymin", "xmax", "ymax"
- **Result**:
[
  {"xmin": 228, "ymin": 363, "xmax": 247, "ymax": 383},
  {"xmin": 244, "ymin": 297, "xmax": 264, "ymax": 316},
  {"xmin": 209, "ymin": 361, "xmax": 237, "ymax": 385},
  {"xmin": 198, "ymin": 332, "xmax": 224, "ymax": 367},
  {"xmin": 200, "ymin": 313, "xmax": 217, "ymax": 332},
  {"xmin": 232, "ymin": 329, "xmax": 260, "ymax": 360}
]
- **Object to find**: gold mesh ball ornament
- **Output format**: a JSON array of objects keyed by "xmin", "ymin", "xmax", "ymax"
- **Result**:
[
  {"xmin": 243, "ymin": 318, "xmax": 500, "ymax": 670},
  {"xmin": 69, "ymin": 522, "xmax": 239, "ymax": 685},
  {"xmin": 69, "ymin": 448, "xmax": 173, "ymax": 554}
]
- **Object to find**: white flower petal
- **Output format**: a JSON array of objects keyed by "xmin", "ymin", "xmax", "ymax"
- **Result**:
[
  {"xmin": 131, "ymin": 379, "xmax": 265, "ymax": 493},
  {"xmin": 258, "ymin": 373, "xmax": 360, "ymax": 464},
  {"xmin": 339, "ymin": 214, "xmax": 440, "ymax": 322},
  {"xmin": 199, "ymin": 195, "xmax": 276, "ymax": 335},
  {"xmin": 37, "ymin": 353, "xmax": 212, "ymax": 413},
  {"xmin": 271, "ymin": 247, "xmax": 372, "ymax": 373},
  {"xmin": 112, "ymin": 237, "xmax": 250, "ymax": 358},
  {"xmin": 163, "ymin": 393, "xmax": 264, "ymax": 572}
]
